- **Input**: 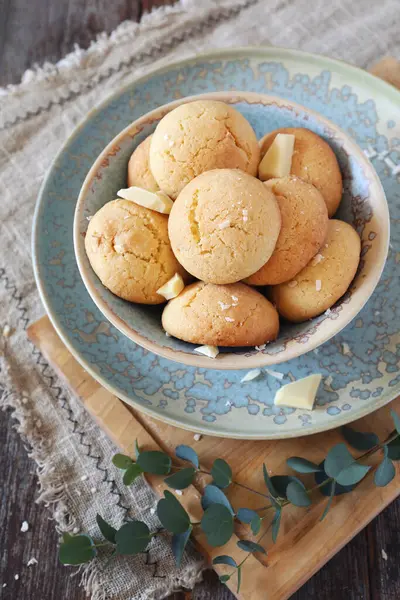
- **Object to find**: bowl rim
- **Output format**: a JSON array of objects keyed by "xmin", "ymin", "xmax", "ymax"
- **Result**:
[{"xmin": 73, "ymin": 89, "xmax": 390, "ymax": 370}]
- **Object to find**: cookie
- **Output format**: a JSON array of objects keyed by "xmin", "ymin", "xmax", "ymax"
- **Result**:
[
  {"xmin": 259, "ymin": 128, "xmax": 342, "ymax": 217},
  {"xmin": 162, "ymin": 282, "xmax": 279, "ymax": 347},
  {"xmin": 270, "ymin": 219, "xmax": 361, "ymax": 322},
  {"xmin": 149, "ymin": 100, "xmax": 260, "ymax": 198},
  {"xmin": 168, "ymin": 169, "xmax": 281, "ymax": 284},
  {"xmin": 245, "ymin": 176, "xmax": 328, "ymax": 285},
  {"xmin": 85, "ymin": 199, "xmax": 187, "ymax": 304},
  {"xmin": 127, "ymin": 135, "xmax": 159, "ymax": 192}
]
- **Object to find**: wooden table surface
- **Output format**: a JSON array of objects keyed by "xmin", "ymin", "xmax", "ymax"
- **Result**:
[{"xmin": 0, "ymin": 1, "xmax": 399, "ymax": 599}]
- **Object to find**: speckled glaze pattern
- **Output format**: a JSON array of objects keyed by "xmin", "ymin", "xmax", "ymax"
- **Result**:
[{"xmin": 33, "ymin": 48, "xmax": 400, "ymax": 439}]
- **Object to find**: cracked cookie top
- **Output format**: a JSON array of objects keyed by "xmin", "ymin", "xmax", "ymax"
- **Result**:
[
  {"xmin": 85, "ymin": 199, "xmax": 187, "ymax": 304},
  {"xmin": 149, "ymin": 100, "xmax": 260, "ymax": 199},
  {"xmin": 168, "ymin": 169, "xmax": 281, "ymax": 284}
]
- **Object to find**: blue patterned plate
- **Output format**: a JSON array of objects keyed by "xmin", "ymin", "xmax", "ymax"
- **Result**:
[{"xmin": 33, "ymin": 48, "xmax": 400, "ymax": 439}]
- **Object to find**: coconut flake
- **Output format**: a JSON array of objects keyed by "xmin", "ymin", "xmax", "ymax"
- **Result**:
[
  {"xmin": 341, "ymin": 342, "xmax": 351, "ymax": 355},
  {"xmin": 175, "ymin": 490, "xmax": 183, "ymax": 496},
  {"xmin": 20, "ymin": 521, "xmax": 29, "ymax": 532},
  {"xmin": 80, "ymin": 475, "xmax": 88, "ymax": 481},
  {"xmin": 266, "ymin": 368, "xmax": 285, "ymax": 381},
  {"xmin": 194, "ymin": 345, "xmax": 219, "ymax": 359},
  {"xmin": 288, "ymin": 280, "xmax": 298, "ymax": 288},
  {"xmin": 193, "ymin": 433, "xmax": 202, "ymax": 441},
  {"xmin": 225, "ymin": 317, "xmax": 235, "ymax": 322},
  {"xmin": 382, "ymin": 549, "xmax": 388, "ymax": 561},
  {"xmin": 218, "ymin": 219, "xmax": 230, "ymax": 230},
  {"xmin": 315, "ymin": 279, "xmax": 322, "ymax": 292},
  {"xmin": 311, "ymin": 253, "xmax": 324, "ymax": 266},
  {"xmin": 27, "ymin": 558, "xmax": 38, "ymax": 567},
  {"xmin": 218, "ymin": 301, "xmax": 231, "ymax": 311},
  {"xmin": 241, "ymin": 369, "xmax": 261, "ymax": 383},
  {"xmin": 14, "ymin": 575, "xmax": 19, "ymax": 581}
]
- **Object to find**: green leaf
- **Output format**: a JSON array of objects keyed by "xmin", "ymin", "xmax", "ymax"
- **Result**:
[
  {"xmin": 237, "ymin": 565, "xmax": 242, "ymax": 594},
  {"xmin": 374, "ymin": 457, "xmax": 396, "ymax": 487},
  {"xmin": 115, "ymin": 521, "xmax": 151, "ymax": 555},
  {"xmin": 157, "ymin": 490, "xmax": 191, "ymax": 534},
  {"xmin": 390, "ymin": 410, "xmax": 400, "ymax": 435},
  {"xmin": 96, "ymin": 515, "xmax": 117, "ymax": 543},
  {"xmin": 59, "ymin": 534, "xmax": 97, "ymax": 565},
  {"xmin": 286, "ymin": 457, "xmax": 322, "ymax": 473},
  {"xmin": 219, "ymin": 574, "xmax": 231, "ymax": 583},
  {"xmin": 175, "ymin": 445, "xmax": 199, "ymax": 469},
  {"xmin": 320, "ymin": 481, "xmax": 336, "ymax": 521},
  {"xmin": 123, "ymin": 463, "xmax": 143, "ymax": 486},
  {"xmin": 237, "ymin": 540, "xmax": 266, "ymax": 554},
  {"xmin": 250, "ymin": 515, "xmax": 261, "ymax": 535},
  {"xmin": 341, "ymin": 426, "xmax": 379, "ymax": 451},
  {"xmin": 135, "ymin": 440, "xmax": 141, "ymax": 459},
  {"xmin": 271, "ymin": 508, "xmax": 281, "ymax": 543},
  {"xmin": 137, "ymin": 451, "xmax": 172, "ymax": 475},
  {"xmin": 324, "ymin": 444, "xmax": 355, "ymax": 479},
  {"xmin": 335, "ymin": 462, "xmax": 370, "ymax": 486},
  {"xmin": 211, "ymin": 458, "xmax": 232, "ymax": 489},
  {"xmin": 269, "ymin": 475, "xmax": 300, "ymax": 500},
  {"xmin": 112, "ymin": 454, "xmax": 133, "ymax": 470},
  {"xmin": 263, "ymin": 464, "xmax": 279, "ymax": 498},
  {"xmin": 213, "ymin": 555, "xmax": 237, "ymax": 568},
  {"xmin": 315, "ymin": 463, "xmax": 356, "ymax": 497},
  {"xmin": 164, "ymin": 467, "xmax": 196, "ymax": 490},
  {"xmin": 387, "ymin": 436, "xmax": 400, "ymax": 461},
  {"xmin": 171, "ymin": 526, "xmax": 192, "ymax": 567},
  {"xmin": 201, "ymin": 485, "xmax": 234, "ymax": 515},
  {"xmin": 286, "ymin": 480, "xmax": 311, "ymax": 507},
  {"xmin": 201, "ymin": 504, "xmax": 234, "ymax": 547},
  {"xmin": 237, "ymin": 508, "xmax": 258, "ymax": 524}
]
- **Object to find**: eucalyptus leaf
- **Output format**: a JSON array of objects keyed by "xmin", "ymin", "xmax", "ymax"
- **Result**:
[
  {"xmin": 286, "ymin": 480, "xmax": 311, "ymax": 507},
  {"xmin": 286, "ymin": 457, "xmax": 322, "ymax": 473},
  {"xmin": 270, "ymin": 475, "xmax": 301, "ymax": 500},
  {"xmin": 96, "ymin": 515, "xmax": 117, "ymax": 543},
  {"xmin": 341, "ymin": 426, "xmax": 379, "ymax": 451},
  {"xmin": 201, "ymin": 485, "xmax": 234, "ymax": 515},
  {"xmin": 175, "ymin": 445, "xmax": 199, "ymax": 469},
  {"xmin": 211, "ymin": 458, "xmax": 232, "ymax": 489},
  {"xmin": 237, "ymin": 565, "xmax": 242, "ymax": 593},
  {"xmin": 157, "ymin": 490, "xmax": 191, "ymax": 534},
  {"xmin": 374, "ymin": 457, "xmax": 396, "ymax": 487},
  {"xmin": 164, "ymin": 467, "xmax": 196, "ymax": 490},
  {"xmin": 237, "ymin": 540, "xmax": 266, "ymax": 554},
  {"xmin": 271, "ymin": 508, "xmax": 281, "ymax": 543},
  {"xmin": 219, "ymin": 575, "xmax": 231, "ymax": 583},
  {"xmin": 251, "ymin": 515, "xmax": 261, "ymax": 535},
  {"xmin": 137, "ymin": 451, "xmax": 172, "ymax": 475},
  {"xmin": 112, "ymin": 454, "xmax": 133, "ymax": 470},
  {"xmin": 335, "ymin": 462, "xmax": 370, "ymax": 486},
  {"xmin": 115, "ymin": 521, "xmax": 151, "ymax": 555},
  {"xmin": 135, "ymin": 440, "xmax": 141, "ymax": 459},
  {"xmin": 320, "ymin": 480, "xmax": 336, "ymax": 521},
  {"xmin": 123, "ymin": 463, "xmax": 143, "ymax": 486},
  {"xmin": 59, "ymin": 534, "xmax": 97, "ymax": 565},
  {"xmin": 213, "ymin": 555, "xmax": 237, "ymax": 568},
  {"xmin": 314, "ymin": 463, "xmax": 356, "ymax": 497},
  {"xmin": 262, "ymin": 463, "xmax": 279, "ymax": 499},
  {"xmin": 172, "ymin": 526, "xmax": 192, "ymax": 567},
  {"xmin": 390, "ymin": 409, "xmax": 400, "ymax": 435},
  {"xmin": 324, "ymin": 444, "xmax": 355, "ymax": 479},
  {"xmin": 387, "ymin": 436, "xmax": 400, "ymax": 461},
  {"xmin": 237, "ymin": 508, "xmax": 258, "ymax": 524},
  {"xmin": 201, "ymin": 504, "xmax": 234, "ymax": 547}
]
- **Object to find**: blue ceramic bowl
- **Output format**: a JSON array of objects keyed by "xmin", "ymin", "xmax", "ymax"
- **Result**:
[{"xmin": 73, "ymin": 91, "xmax": 389, "ymax": 370}]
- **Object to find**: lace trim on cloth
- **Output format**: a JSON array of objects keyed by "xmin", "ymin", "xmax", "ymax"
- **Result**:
[{"xmin": 0, "ymin": 0, "xmax": 256, "ymax": 130}]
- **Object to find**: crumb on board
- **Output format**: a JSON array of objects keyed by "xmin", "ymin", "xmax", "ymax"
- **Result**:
[
  {"xmin": 27, "ymin": 558, "xmax": 38, "ymax": 567},
  {"xmin": 382, "ymin": 549, "xmax": 388, "ymax": 561},
  {"xmin": 193, "ymin": 433, "xmax": 202, "ymax": 441},
  {"xmin": 20, "ymin": 521, "xmax": 29, "ymax": 533}
]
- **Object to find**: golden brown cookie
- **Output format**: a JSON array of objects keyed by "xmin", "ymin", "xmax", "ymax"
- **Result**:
[
  {"xmin": 168, "ymin": 169, "xmax": 281, "ymax": 284},
  {"xmin": 270, "ymin": 219, "xmax": 361, "ymax": 322},
  {"xmin": 162, "ymin": 282, "xmax": 279, "ymax": 347},
  {"xmin": 149, "ymin": 100, "xmax": 260, "ymax": 198},
  {"xmin": 127, "ymin": 135, "xmax": 159, "ymax": 192},
  {"xmin": 259, "ymin": 128, "xmax": 342, "ymax": 217},
  {"xmin": 85, "ymin": 199, "xmax": 187, "ymax": 304},
  {"xmin": 245, "ymin": 176, "xmax": 328, "ymax": 285}
]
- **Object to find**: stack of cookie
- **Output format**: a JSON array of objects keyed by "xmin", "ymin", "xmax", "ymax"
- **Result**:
[{"xmin": 85, "ymin": 100, "xmax": 360, "ymax": 351}]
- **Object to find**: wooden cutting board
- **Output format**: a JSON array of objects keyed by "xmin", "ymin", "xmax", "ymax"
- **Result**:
[
  {"xmin": 28, "ymin": 315, "xmax": 400, "ymax": 600},
  {"xmin": 28, "ymin": 58, "xmax": 400, "ymax": 600}
]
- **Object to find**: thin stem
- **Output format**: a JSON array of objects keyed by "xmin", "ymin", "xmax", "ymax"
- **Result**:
[
  {"xmin": 93, "ymin": 542, "xmax": 112, "ymax": 548},
  {"xmin": 197, "ymin": 469, "xmax": 271, "ymax": 500}
]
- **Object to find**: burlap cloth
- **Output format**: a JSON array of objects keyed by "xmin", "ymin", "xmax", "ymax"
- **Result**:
[{"xmin": 0, "ymin": 1, "xmax": 399, "ymax": 598}]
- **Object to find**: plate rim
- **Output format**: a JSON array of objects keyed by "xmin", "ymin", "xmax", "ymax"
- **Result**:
[{"xmin": 32, "ymin": 45, "xmax": 400, "ymax": 439}]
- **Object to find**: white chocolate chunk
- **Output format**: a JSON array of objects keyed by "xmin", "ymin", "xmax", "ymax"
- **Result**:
[
  {"xmin": 241, "ymin": 368, "xmax": 261, "ymax": 383},
  {"xmin": 266, "ymin": 368, "xmax": 285, "ymax": 381},
  {"xmin": 156, "ymin": 273, "xmax": 185, "ymax": 300},
  {"xmin": 274, "ymin": 374, "xmax": 322, "ymax": 410},
  {"xmin": 258, "ymin": 133, "xmax": 295, "ymax": 181},
  {"xmin": 194, "ymin": 345, "xmax": 219, "ymax": 359},
  {"xmin": 117, "ymin": 186, "xmax": 173, "ymax": 214}
]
